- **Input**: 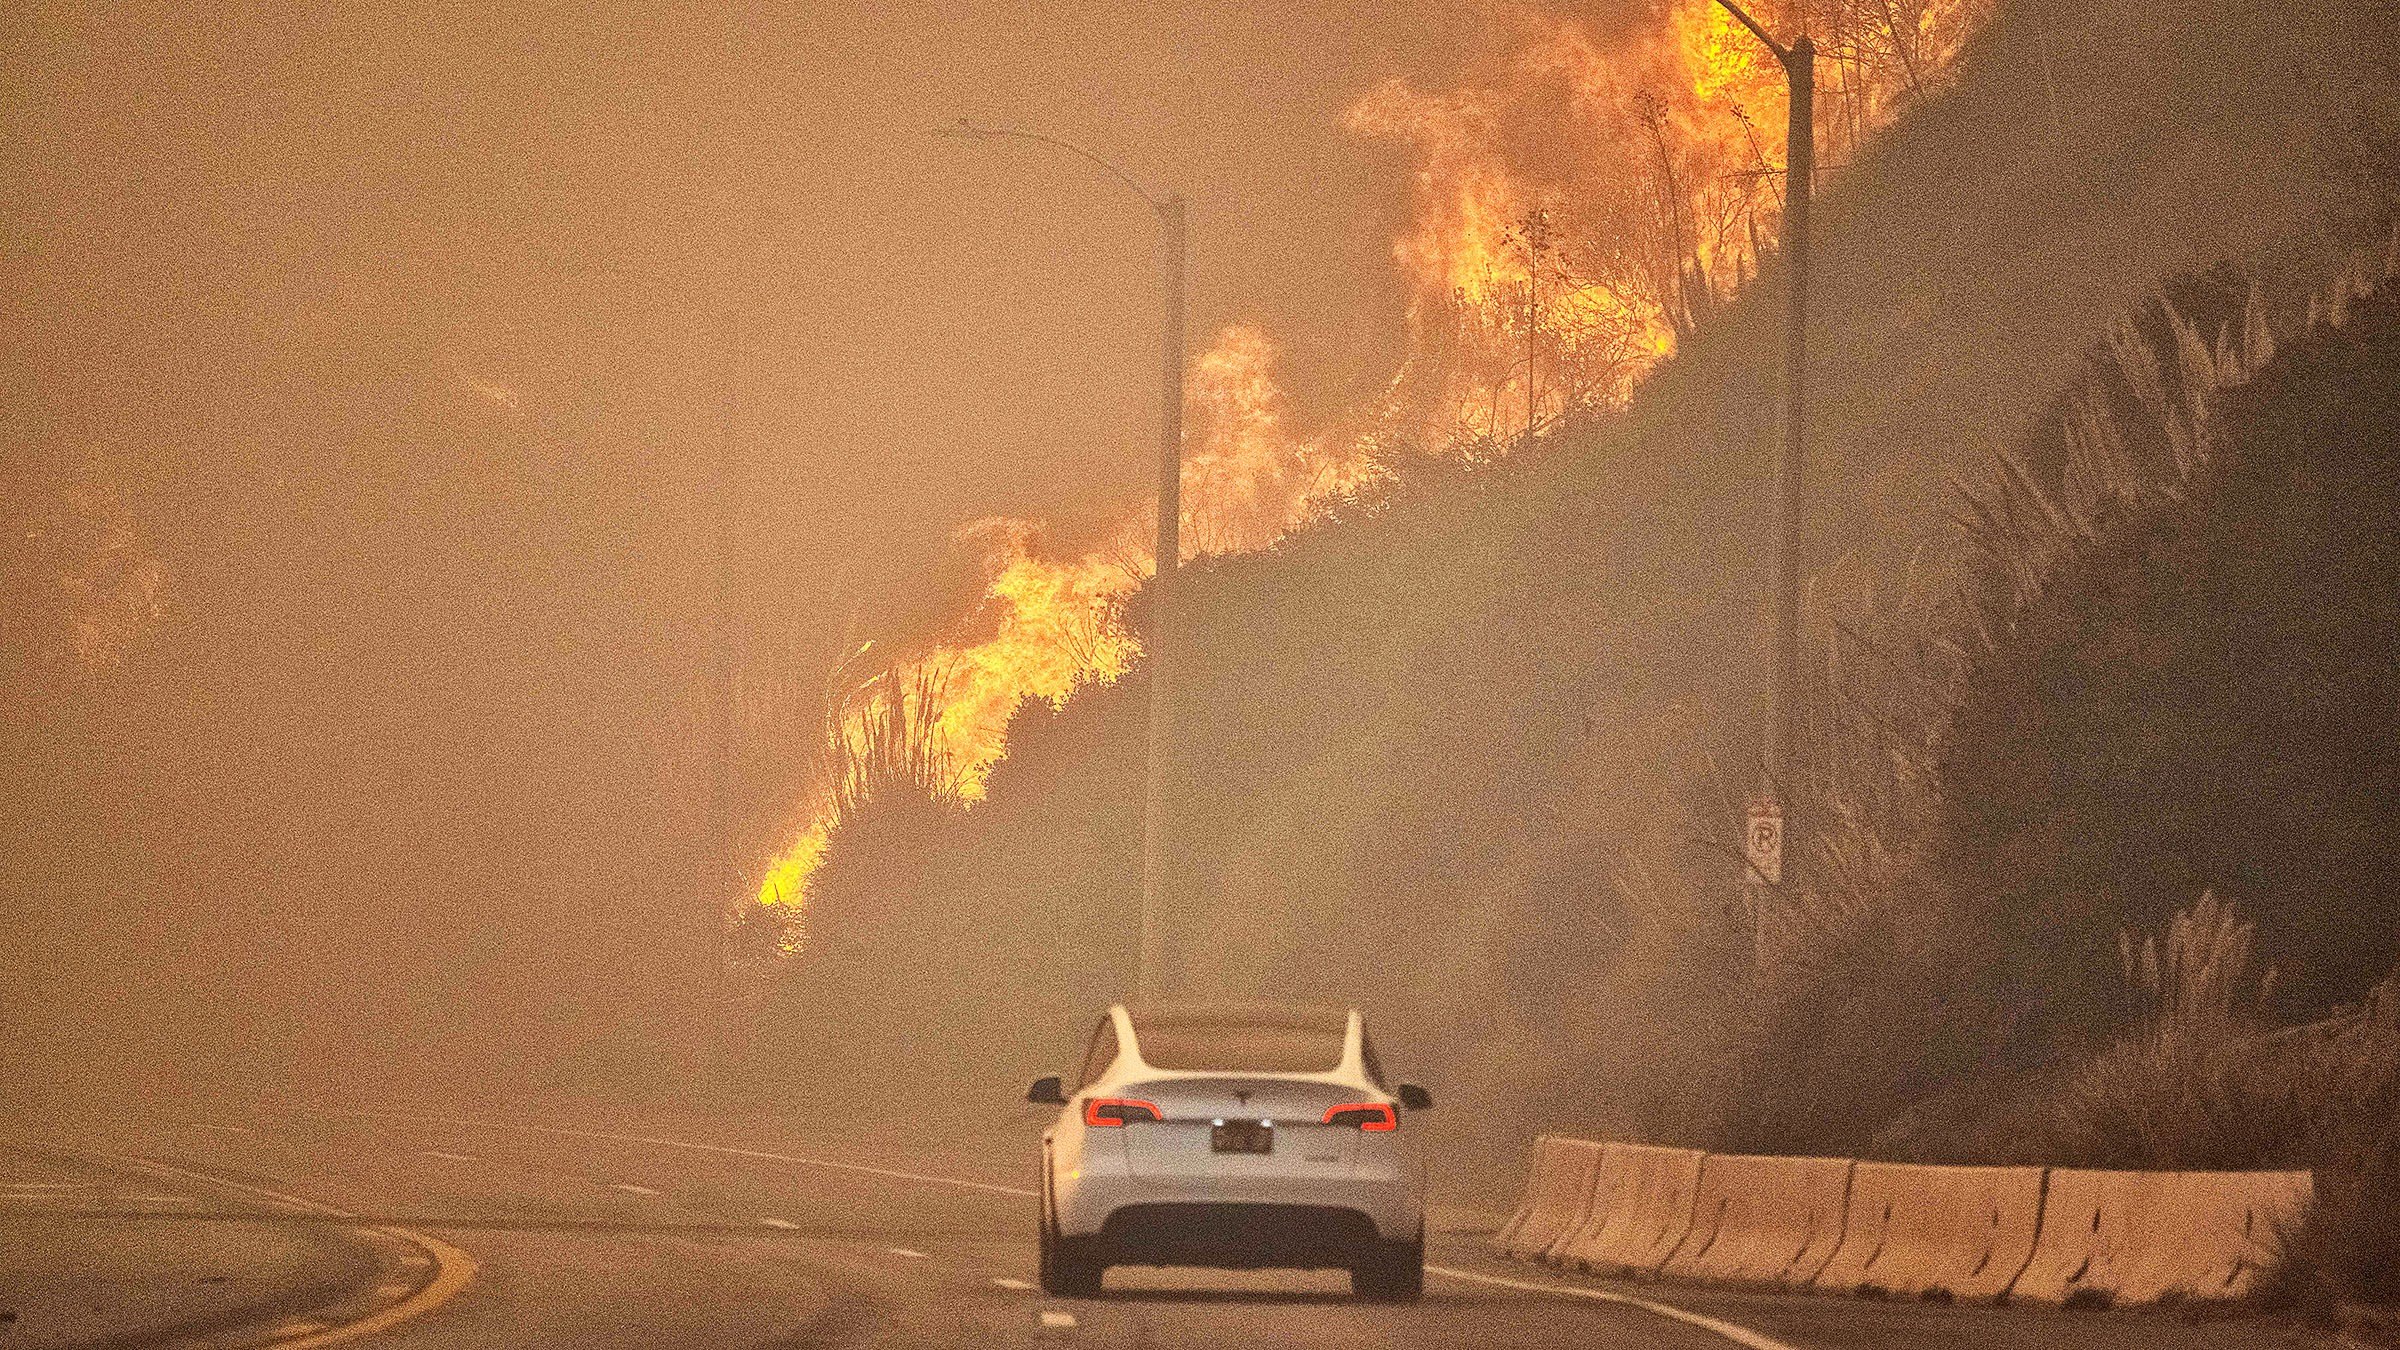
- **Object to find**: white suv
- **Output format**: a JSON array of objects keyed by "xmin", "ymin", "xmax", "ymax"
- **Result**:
[{"xmin": 1027, "ymin": 1002, "xmax": 1431, "ymax": 1300}]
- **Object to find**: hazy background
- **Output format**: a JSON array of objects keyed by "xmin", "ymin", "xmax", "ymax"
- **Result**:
[{"xmin": 1, "ymin": 0, "xmax": 1554, "ymax": 1094}]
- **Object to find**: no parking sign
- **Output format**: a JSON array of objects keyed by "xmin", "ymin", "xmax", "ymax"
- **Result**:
[{"xmin": 1744, "ymin": 797, "xmax": 1785, "ymax": 886}]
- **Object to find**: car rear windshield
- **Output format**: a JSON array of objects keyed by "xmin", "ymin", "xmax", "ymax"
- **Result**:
[{"xmin": 1129, "ymin": 1011, "xmax": 1347, "ymax": 1073}]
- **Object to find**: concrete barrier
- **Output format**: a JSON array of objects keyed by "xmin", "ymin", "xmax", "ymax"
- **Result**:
[
  {"xmin": 1498, "ymin": 1131, "xmax": 2312, "ymax": 1308},
  {"xmin": 1491, "ymin": 1134, "xmax": 1551, "ymax": 1254},
  {"xmin": 1541, "ymin": 1141, "xmax": 1630, "ymax": 1264},
  {"xmin": 2013, "ymin": 1167, "xmax": 2312, "ymax": 1305},
  {"xmin": 1662, "ymin": 1152, "xmax": 1855, "ymax": 1287},
  {"xmin": 1495, "ymin": 1135, "xmax": 1608, "ymax": 1262},
  {"xmin": 1553, "ymin": 1142, "xmax": 1705, "ymax": 1276},
  {"xmin": 1810, "ymin": 1161, "xmax": 2044, "ymax": 1301}
]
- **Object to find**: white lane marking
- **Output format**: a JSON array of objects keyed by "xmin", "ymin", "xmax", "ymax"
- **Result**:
[
  {"xmin": 610, "ymin": 1183, "xmax": 660, "ymax": 1196},
  {"xmin": 991, "ymin": 1277, "xmax": 1035, "ymax": 1291},
  {"xmin": 187, "ymin": 1123, "xmax": 254, "ymax": 1135},
  {"xmin": 1427, "ymin": 1265, "xmax": 1803, "ymax": 1350},
  {"xmin": 373, "ymin": 1282, "xmax": 415, "ymax": 1301},
  {"xmin": 1039, "ymin": 1310, "xmax": 1077, "ymax": 1328},
  {"xmin": 120, "ymin": 1194, "xmax": 198, "ymax": 1205},
  {"xmin": 121, "ymin": 1160, "xmax": 358, "ymax": 1221},
  {"xmin": 760, "ymin": 1217, "xmax": 799, "ymax": 1230},
  {"xmin": 885, "ymin": 1246, "xmax": 929, "ymax": 1259},
  {"xmin": 315, "ymin": 1108, "xmax": 1037, "ymax": 1198},
  {"xmin": 421, "ymin": 1150, "xmax": 478, "ymax": 1163},
  {"xmin": 0, "ymin": 1182, "xmax": 88, "ymax": 1191}
]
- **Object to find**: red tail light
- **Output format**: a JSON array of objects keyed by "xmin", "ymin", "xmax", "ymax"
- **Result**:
[
  {"xmin": 1323, "ymin": 1102, "xmax": 1398, "ymax": 1131},
  {"xmin": 1083, "ymin": 1097, "xmax": 1163, "ymax": 1127}
]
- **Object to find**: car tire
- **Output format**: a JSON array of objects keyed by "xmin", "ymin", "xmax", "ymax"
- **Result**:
[
  {"xmin": 1351, "ymin": 1228, "xmax": 1424, "ymax": 1303},
  {"xmin": 1044, "ymin": 1235, "xmax": 1104, "ymax": 1297},
  {"xmin": 1037, "ymin": 1162, "xmax": 1104, "ymax": 1297}
]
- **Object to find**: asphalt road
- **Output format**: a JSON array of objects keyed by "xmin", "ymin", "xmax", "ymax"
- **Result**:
[{"xmin": 0, "ymin": 1102, "xmax": 2309, "ymax": 1349}]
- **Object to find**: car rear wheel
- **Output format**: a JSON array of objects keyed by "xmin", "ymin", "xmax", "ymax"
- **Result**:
[
  {"xmin": 1043, "ymin": 1237, "xmax": 1103, "ymax": 1296},
  {"xmin": 1038, "ymin": 1163, "xmax": 1104, "ymax": 1296},
  {"xmin": 1350, "ymin": 1229, "xmax": 1424, "ymax": 1303}
]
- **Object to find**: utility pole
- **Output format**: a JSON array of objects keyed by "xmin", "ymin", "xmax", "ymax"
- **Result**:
[
  {"xmin": 1715, "ymin": 0, "xmax": 1812, "ymax": 895},
  {"xmin": 705, "ymin": 303, "xmax": 739, "ymax": 1108},
  {"xmin": 936, "ymin": 121, "xmax": 1188, "ymax": 1003}
]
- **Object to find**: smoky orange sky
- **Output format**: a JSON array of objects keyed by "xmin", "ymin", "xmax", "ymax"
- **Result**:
[{"xmin": 6, "ymin": 1, "xmax": 1585, "ymax": 643}]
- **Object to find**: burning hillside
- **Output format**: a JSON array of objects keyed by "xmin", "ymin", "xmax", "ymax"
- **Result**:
[{"xmin": 753, "ymin": 0, "xmax": 1993, "ymax": 929}]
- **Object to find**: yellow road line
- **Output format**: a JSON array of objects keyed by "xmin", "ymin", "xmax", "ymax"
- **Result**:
[
  {"xmin": 261, "ymin": 1227, "xmax": 476, "ymax": 1350},
  {"xmin": 118, "ymin": 1156, "xmax": 479, "ymax": 1349}
]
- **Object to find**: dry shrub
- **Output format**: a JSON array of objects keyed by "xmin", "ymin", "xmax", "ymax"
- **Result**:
[
  {"xmin": 2029, "ymin": 893, "xmax": 2292, "ymax": 1169},
  {"xmin": 1639, "ymin": 558, "xmax": 2014, "ymax": 1155},
  {"xmin": 1669, "ymin": 544, "xmax": 2112, "ymax": 1153},
  {"xmin": 822, "ymin": 663, "xmax": 971, "ymax": 825},
  {"xmin": 1989, "ymin": 893, "xmax": 2400, "ymax": 1317},
  {"xmin": 2254, "ymin": 978, "xmax": 2400, "ymax": 1318}
]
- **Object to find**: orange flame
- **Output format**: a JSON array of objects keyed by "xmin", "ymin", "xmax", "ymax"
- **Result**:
[
  {"xmin": 922, "ymin": 517, "xmax": 1148, "ymax": 801},
  {"xmin": 1182, "ymin": 324, "xmax": 1389, "ymax": 556}
]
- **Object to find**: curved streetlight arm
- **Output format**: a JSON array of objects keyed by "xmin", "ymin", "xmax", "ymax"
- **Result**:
[
  {"xmin": 930, "ymin": 113, "xmax": 1189, "ymax": 1004},
  {"xmin": 936, "ymin": 118, "xmax": 1176, "ymax": 217}
]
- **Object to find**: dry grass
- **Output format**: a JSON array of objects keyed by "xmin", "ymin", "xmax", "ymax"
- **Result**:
[
  {"xmin": 1669, "ymin": 276, "xmax": 2308, "ymax": 1153},
  {"xmin": 1945, "ymin": 234, "xmax": 2398, "ymax": 701},
  {"xmin": 822, "ymin": 663, "xmax": 970, "ymax": 825},
  {"xmin": 1671, "ymin": 248, "xmax": 2400, "ymax": 1177},
  {"xmin": 2029, "ymin": 894, "xmax": 2292, "ymax": 1169},
  {"xmin": 2118, "ymin": 892, "xmax": 2274, "ymax": 1033}
]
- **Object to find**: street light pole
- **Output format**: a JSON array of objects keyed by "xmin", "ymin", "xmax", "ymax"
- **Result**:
[
  {"xmin": 1141, "ymin": 192, "xmax": 1186, "ymax": 1006},
  {"xmin": 938, "ymin": 121, "xmax": 1186, "ymax": 1004},
  {"xmin": 1715, "ymin": 2, "xmax": 1812, "ymax": 888}
]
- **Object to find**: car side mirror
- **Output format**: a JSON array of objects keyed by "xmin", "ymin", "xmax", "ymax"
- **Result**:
[
  {"xmin": 1397, "ymin": 1084, "xmax": 1433, "ymax": 1112},
  {"xmin": 1026, "ymin": 1075, "xmax": 1068, "ymax": 1106}
]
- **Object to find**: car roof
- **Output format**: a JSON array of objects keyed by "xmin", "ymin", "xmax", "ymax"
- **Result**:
[{"xmin": 1122, "ymin": 1001, "xmax": 1354, "ymax": 1034}]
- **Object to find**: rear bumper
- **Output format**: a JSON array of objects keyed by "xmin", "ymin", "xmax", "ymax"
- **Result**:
[
  {"xmin": 1053, "ymin": 1155, "xmax": 1422, "ymax": 1250},
  {"xmin": 1088, "ymin": 1202, "xmax": 1389, "ymax": 1269}
]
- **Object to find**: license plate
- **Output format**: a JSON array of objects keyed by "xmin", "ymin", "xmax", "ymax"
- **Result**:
[{"xmin": 1210, "ymin": 1121, "xmax": 1274, "ymax": 1154}]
